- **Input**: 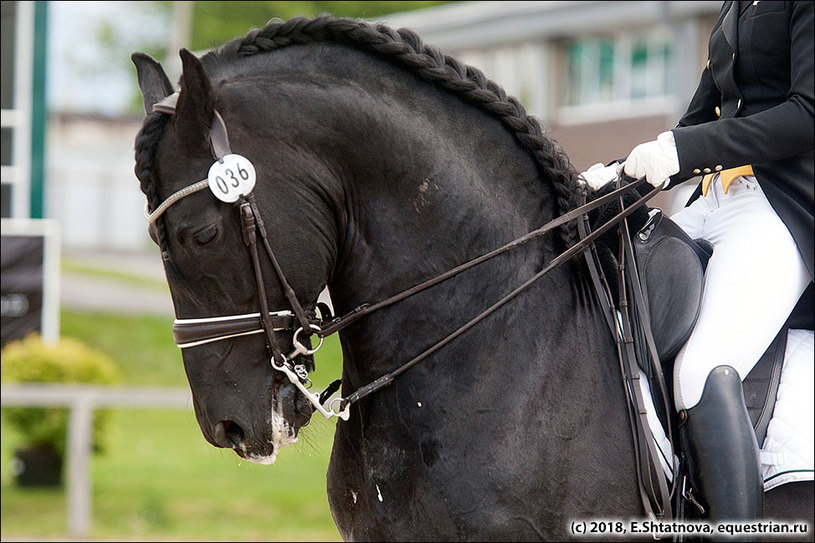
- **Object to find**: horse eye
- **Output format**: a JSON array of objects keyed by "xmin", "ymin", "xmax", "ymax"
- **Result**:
[{"xmin": 194, "ymin": 225, "xmax": 218, "ymax": 246}]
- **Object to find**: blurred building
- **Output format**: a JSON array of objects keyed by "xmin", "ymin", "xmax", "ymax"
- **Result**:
[
  {"xmin": 47, "ymin": 112, "xmax": 146, "ymax": 250},
  {"xmin": 44, "ymin": 0, "xmax": 721, "ymax": 251}
]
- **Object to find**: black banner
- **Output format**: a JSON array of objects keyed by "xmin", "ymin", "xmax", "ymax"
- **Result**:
[{"xmin": 1, "ymin": 235, "xmax": 45, "ymax": 347}]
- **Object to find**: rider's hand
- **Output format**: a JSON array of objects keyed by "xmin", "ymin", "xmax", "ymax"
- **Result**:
[
  {"xmin": 578, "ymin": 162, "xmax": 620, "ymax": 192},
  {"xmin": 621, "ymin": 131, "xmax": 679, "ymax": 188}
]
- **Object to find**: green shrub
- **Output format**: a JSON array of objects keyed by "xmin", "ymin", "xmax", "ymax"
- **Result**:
[{"xmin": 1, "ymin": 334, "xmax": 121, "ymax": 458}]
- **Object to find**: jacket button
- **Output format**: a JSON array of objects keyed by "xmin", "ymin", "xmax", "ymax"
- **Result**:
[
  {"xmin": 703, "ymin": 168, "xmax": 711, "ymax": 173},
  {"xmin": 706, "ymin": 59, "xmax": 712, "ymax": 70},
  {"xmin": 693, "ymin": 169, "xmax": 701, "ymax": 174},
  {"xmin": 715, "ymin": 106, "xmax": 721, "ymax": 117},
  {"xmin": 732, "ymin": 52, "xmax": 736, "ymax": 60},
  {"xmin": 737, "ymin": 99, "xmax": 742, "ymax": 110},
  {"xmin": 715, "ymin": 165, "xmax": 723, "ymax": 171}
]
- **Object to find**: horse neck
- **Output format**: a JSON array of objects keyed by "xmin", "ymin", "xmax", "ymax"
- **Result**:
[
  {"xmin": 214, "ymin": 45, "xmax": 564, "ymax": 311},
  {"xmin": 333, "ymin": 114, "xmax": 558, "ymax": 301},
  {"xmin": 291, "ymin": 56, "xmax": 579, "ymax": 382},
  {"xmin": 219, "ymin": 43, "xmax": 598, "ymax": 385}
]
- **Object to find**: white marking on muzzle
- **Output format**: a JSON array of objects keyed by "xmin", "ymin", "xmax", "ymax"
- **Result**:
[{"xmin": 239, "ymin": 393, "xmax": 299, "ymax": 465}]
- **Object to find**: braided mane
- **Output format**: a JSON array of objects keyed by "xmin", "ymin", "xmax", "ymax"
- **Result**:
[
  {"xmin": 134, "ymin": 111, "xmax": 172, "ymax": 251},
  {"xmin": 135, "ymin": 14, "xmax": 582, "ymax": 252}
]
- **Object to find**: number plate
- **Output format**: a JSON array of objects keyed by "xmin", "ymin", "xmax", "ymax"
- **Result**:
[{"xmin": 208, "ymin": 154, "xmax": 256, "ymax": 203}]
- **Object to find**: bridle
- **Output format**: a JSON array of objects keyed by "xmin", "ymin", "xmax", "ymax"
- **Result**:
[
  {"xmin": 147, "ymin": 93, "xmax": 675, "ymax": 519},
  {"xmin": 148, "ymin": 93, "xmax": 341, "ymax": 418}
]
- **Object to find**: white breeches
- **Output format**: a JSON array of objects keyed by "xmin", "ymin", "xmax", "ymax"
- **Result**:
[{"xmin": 670, "ymin": 175, "xmax": 810, "ymax": 411}]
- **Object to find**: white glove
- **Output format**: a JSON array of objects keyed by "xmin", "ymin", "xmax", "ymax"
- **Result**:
[
  {"xmin": 622, "ymin": 131, "xmax": 679, "ymax": 188},
  {"xmin": 577, "ymin": 162, "xmax": 620, "ymax": 192}
]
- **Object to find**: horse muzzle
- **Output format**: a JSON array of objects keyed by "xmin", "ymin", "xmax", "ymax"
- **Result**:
[{"xmin": 201, "ymin": 376, "xmax": 315, "ymax": 463}]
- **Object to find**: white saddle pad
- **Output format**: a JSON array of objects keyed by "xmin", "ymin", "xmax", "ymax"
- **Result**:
[
  {"xmin": 759, "ymin": 328, "xmax": 814, "ymax": 491},
  {"xmin": 640, "ymin": 328, "xmax": 814, "ymax": 492}
]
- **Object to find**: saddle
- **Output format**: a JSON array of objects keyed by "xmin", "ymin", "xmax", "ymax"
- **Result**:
[
  {"xmin": 589, "ymin": 186, "xmax": 788, "ymax": 448},
  {"xmin": 583, "ymin": 180, "xmax": 807, "ymax": 523},
  {"xmin": 633, "ymin": 208, "xmax": 710, "ymax": 362}
]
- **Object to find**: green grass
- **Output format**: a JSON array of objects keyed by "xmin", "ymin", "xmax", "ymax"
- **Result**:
[
  {"xmin": 59, "ymin": 311, "xmax": 185, "ymax": 386},
  {"xmin": 1, "ymin": 309, "xmax": 344, "ymax": 541}
]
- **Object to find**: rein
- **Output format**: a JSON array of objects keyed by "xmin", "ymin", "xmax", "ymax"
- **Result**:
[
  {"xmin": 578, "ymin": 185, "xmax": 677, "ymax": 521},
  {"xmin": 334, "ymin": 179, "xmax": 661, "ymax": 406},
  {"xmin": 148, "ymin": 94, "xmax": 674, "ymax": 518}
]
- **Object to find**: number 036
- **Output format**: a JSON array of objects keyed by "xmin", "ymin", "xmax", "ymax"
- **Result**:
[{"xmin": 207, "ymin": 154, "xmax": 257, "ymax": 203}]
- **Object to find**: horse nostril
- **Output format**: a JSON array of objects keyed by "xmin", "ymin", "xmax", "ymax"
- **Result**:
[{"xmin": 212, "ymin": 420, "xmax": 245, "ymax": 449}]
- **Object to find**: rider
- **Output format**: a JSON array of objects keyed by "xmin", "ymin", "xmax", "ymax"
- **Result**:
[{"xmin": 580, "ymin": 0, "xmax": 813, "ymax": 521}]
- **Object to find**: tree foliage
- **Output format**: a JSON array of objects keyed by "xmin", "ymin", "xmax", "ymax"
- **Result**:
[
  {"xmin": 190, "ymin": 1, "xmax": 452, "ymax": 50},
  {"xmin": 117, "ymin": 1, "xmax": 449, "ymax": 114}
]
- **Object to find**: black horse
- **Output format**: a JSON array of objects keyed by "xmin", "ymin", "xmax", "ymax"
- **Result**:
[{"xmin": 133, "ymin": 15, "xmax": 813, "ymax": 541}]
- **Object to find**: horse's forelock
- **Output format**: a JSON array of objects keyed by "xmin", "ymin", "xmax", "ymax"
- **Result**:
[{"xmin": 134, "ymin": 110, "xmax": 171, "ymax": 251}]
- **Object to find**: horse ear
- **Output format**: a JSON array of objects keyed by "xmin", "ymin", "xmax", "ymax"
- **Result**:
[
  {"xmin": 175, "ymin": 48, "xmax": 214, "ymax": 154},
  {"xmin": 131, "ymin": 52, "xmax": 174, "ymax": 115}
]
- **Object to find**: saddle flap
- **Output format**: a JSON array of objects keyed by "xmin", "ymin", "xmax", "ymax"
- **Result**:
[{"xmin": 634, "ymin": 211, "xmax": 706, "ymax": 361}]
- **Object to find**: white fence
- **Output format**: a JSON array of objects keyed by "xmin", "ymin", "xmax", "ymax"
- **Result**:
[{"xmin": 0, "ymin": 383, "xmax": 192, "ymax": 538}]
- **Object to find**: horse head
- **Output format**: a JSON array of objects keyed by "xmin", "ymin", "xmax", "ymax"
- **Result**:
[{"xmin": 133, "ymin": 48, "xmax": 338, "ymax": 463}]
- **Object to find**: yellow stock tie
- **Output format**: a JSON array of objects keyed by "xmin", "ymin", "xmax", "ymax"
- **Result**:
[{"xmin": 701, "ymin": 165, "xmax": 754, "ymax": 197}]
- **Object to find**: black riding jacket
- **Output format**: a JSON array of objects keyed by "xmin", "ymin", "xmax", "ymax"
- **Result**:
[{"xmin": 669, "ymin": 0, "xmax": 814, "ymax": 289}]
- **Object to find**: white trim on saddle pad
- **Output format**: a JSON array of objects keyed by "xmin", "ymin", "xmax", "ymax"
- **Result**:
[
  {"xmin": 637, "ymin": 368, "xmax": 678, "ymax": 481},
  {"xmin": 760, "ymin": 328, "xmax": 814, "ymax": 492},
  {"xmin": 639, "ymin": 327, "xmax": 814, "ymax": 492}
]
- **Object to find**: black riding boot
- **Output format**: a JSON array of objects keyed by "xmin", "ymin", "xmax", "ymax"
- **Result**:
[{"xmin": 680, "ymin": 364, "xmax": 764, "ymax": 521}]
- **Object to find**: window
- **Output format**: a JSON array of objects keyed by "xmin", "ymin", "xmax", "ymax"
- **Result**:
[
  {"xmin": 565, "ymin": 38, "xmax": 615, "ymax": 106},
  {"xmin": 562, "ymin": 28, "xmax": 674, "ymax": 117}
]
